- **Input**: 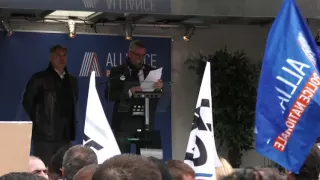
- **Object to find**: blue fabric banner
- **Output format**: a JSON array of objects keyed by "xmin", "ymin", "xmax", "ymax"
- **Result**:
[
  {"xmin": 255, "ymin": 0, "xmax": 320, "ymax": 173},
  {"xmin": 0, "ymin": 31, "xmax": 172, "ymax": 160}
]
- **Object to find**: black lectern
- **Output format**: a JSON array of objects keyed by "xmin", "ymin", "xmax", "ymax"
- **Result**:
[
  {"xmin": 130, "ymin": 91, "xmax": 163, "ymax": 157},
  {"xmin": 106, "ymin": 77, "xmax": 170, "ymax": 157},
  {"xmin": 132, "ymin": 91, "xmax": 162, "ymax": 130}
]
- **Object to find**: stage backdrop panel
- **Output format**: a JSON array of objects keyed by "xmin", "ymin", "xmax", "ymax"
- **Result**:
[{"xmin": 0, "ymin": 31, "xmax": 172, "ymax": 160}]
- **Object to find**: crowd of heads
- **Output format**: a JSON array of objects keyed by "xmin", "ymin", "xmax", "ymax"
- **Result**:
[{"xmin": 1, "ymin": 144, "xmax": 320, "ymax": 180}]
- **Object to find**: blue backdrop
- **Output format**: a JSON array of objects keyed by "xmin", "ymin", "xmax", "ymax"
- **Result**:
[{"xmin": 0, "ymin": 31, "xmax": 172, "ymax": 160}]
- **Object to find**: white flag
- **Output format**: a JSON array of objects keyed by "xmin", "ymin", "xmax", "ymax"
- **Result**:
[
  {"xmin": 184, "ymin": 62, "xmax": 221, "ymax": 180},
  {"xmin": 83, "ymin": 71, "xmax": 121, "ymax": 163}
]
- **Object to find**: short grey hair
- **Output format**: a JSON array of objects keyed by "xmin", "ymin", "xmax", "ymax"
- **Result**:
[
  {"xmin": 0, "ymin": 172, "xmax": 46, "ymax": 180},
  {"xmin": 129, "ymin": 39, "xmax": 145, "ymax": 52},
  {"xmin": 92, "ymin": 154, "xmax": 161, "ymax": 180},
  {"xmin": 73, "ymin": 164, "xmax": 99, "ymax": 180},
  {"xmin": 50, "ymin": 44, "xmax": 67, "ymax": 54},
  {"xmin": 62, "ymin": 145, "xmax": 98, "ymax": 180}
]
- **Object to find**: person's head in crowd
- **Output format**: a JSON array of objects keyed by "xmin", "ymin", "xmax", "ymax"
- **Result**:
[
  {"xmin": 216, "ymin": 157, "xmax": 233, "ymax": 180},
  {"xmin": 221, "ymin": 167, "xmax": 286, "ymax": 180},
  {"xmin": 0, "ymin": 172, "xmax": 47, "ymax": 180},
  {"xmin": 92, "ymin": 154, "xmax": 161, "ymax": 180},
  {"xmin": 258, "ymin": 168, "xmax": 287, "ymax": 180},
  {"xmin": 28, "ymin": 156, "xmax": 49, "ymax": 180},
  {"xmin": 73, "ymin": 164, "xmax": 99, "ymax": 180},
  {"xmin": 48, "ymin": 144, "xmax": 72, "ymax": 178},
  {"xmin": 166, "ymin": 160, "xmax": 195, "ymax": 180},
  {"xmin": 128, "ymin": 40, "xmax": 146, "ymax": 68},
  {"xmin": 50, "ymin": 45, "xmax": 68, "ymax": 73},
  {"xmin": 62, "ymin": 145, "xmax": 98, "ymax": 180},
  {"xmin": 287, "ymin": 144, "xmax": 320, "ymax": 180},
  {"xmin": 147, "ymin": 156, "xmax": 172, "ymax": 180}
]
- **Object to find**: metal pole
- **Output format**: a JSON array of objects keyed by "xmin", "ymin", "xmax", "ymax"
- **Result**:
[{"xmin": 145, "ymin": 97, "xmax": 150, "ymax": 130}]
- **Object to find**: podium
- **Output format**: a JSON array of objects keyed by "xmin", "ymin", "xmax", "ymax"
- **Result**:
[
  {"xmin": 105, "ymin": 79, "xmax": 171, "ymax": 159},
  {"xmin": 130, "ymin": 91, "xmax": 163, "ymax": 158},
  {"xmin": 132, "ymin": 91, "xmax": 162, "ymax": 130}
]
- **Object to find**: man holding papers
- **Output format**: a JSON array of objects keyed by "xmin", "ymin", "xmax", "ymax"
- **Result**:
[{"xmin": 106, "ymin": 40, "xmax": 163, "ymax": 153}]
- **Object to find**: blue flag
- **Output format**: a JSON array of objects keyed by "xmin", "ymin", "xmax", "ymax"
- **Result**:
[{"xmin": 255, "ymin": 0, "xmax": 320, "ymax": 173}]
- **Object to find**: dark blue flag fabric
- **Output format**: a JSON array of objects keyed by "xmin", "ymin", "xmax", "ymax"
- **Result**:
[{"xmin": 255, "ymin": 0, "xmax": 320, "ymax": 173}]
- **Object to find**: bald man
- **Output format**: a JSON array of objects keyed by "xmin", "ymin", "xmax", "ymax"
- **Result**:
[{"xmin": 29, "ymin": 156, "xmax": 49, "ymax": 180}]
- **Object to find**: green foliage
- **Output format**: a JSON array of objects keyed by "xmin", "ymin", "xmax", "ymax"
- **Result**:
[{"xmin": 185, "ymin": 46, "xmax": 260, "ymax": 167}]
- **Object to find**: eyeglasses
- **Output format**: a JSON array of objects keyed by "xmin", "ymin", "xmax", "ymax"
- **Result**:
[{"xmin": 130, "ymin": 51, "xmax": 146, "ymax": 57}]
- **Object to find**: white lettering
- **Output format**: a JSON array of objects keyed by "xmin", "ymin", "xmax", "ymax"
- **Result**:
[
  {"xmin": 276, "ymin": 87, "xmax": 291, "ymax": 113},
  {"xmin": 282, "ymin": 66, "xmax": 303, "ymax": 85},
  {"xmin": 150, "ymin": 0, "xmax": 155, "ymax": 11},
  {"xmin": 106, "ymin": 52, "xmax": 156, "ymax": 68},
  {"xmin": 136, "ymin": 0, "xmax": 142, "ymax": 10},
  {"xmin": 287, "ymin": 58, "xmax": 310, "ymax": 76},
  {"xmin": 275, "ymin": 87, "xmax": 291, "ymax": 99},
  {"xmin": 106, "ymin": 53, "xmax": 113, "ymax": 67},
  {"xmin": 119, "ymin": 53, "xmax": 123, "ymax": 65},
  {"xmin": 278, "ymin": 96, "xmax": 289, "ymax": 113},
  {"xmin": 275, "ymin": 58, "xmax": 310, "ymax": 114},
  {"xmin": 297, "ymin": 32, "xmax": 317, "ymax": 66},
  {"xmin": 105, "ymin": 0, "xmax": 156, "ymax": 12},
  {"xmin": 121, "ymin": 0, "xmax": 155, "ymax": 12},
  {"xmin": 143, "ymin": 0, "xmax": 149, "ymax": 11},
  {"xmin": 144, "ymin": 54, "xmax": 149, "ymax": 64},
  {"xmin": 113, "ymin": 53, "xmax": 118, "ymax": 67},
  {"xmin": 151, "ymin": 54, "xmax": 156, "ymax": 68},
  {"xmin": 276, "ymin": 76, "xmax": 298, "ymax": 95},
  {"xmin": 106, "ymin": 0, "xmax": 116, "ymax": 9}
]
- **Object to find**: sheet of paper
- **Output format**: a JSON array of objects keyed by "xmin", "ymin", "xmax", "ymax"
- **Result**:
[{"xmin": 141, "ymin": 67, "xmax": 163, "ymax": 92}]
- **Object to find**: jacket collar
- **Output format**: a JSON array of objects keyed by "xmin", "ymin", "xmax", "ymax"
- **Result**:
[
  {"xmin": 126, "ymin": 58, "xmax": 144, "ymax": 70},
  {"xmin": 47, "ymin": 62, "xmax": 68, "ymax": 74}
]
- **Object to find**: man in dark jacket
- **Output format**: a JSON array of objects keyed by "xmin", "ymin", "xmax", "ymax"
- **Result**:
[
  {"xmin": 106, "ymin": 40, "xmax": 163, "ymax": 153},
  {"xmin": 22, "ymin": 45, "xmax": 78, "ymax": 165}
]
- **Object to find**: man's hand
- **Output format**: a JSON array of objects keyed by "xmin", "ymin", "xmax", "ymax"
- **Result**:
[
  {"xmin": 154, "ymin": 79, "xmax": 163, "ymax": 89},
  {"xmin": 130, "ymin": 86, "xmax": 142, "ymax": 94}
]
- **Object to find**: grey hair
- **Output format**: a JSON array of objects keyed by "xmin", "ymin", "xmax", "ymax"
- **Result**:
[
  {"xmin": 50, "ymin": 44, "xmax": 67, "ymax": 54},
  {"xmin": 62, "ymin": 145, "xmax": 98, "ymax": 180},
  {"xmin": 0, "ymin": 172, "xmax": 47, "ymax": 180},
  {"xmin": 73, "ymin": 164, "xmax": 99, "ymax": 180},
  {"xmin": 128, "ymin": 39, "xmax": 145, "ymax": 52}
]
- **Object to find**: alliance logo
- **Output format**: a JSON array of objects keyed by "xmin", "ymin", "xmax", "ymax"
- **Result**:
[
  {"xmin": 79, "ymin": 52, "xmax": 103, "ymax": 77},
  {"xmin": 82, "ymin": 0, "xmax": 99, "ymax": 8}
]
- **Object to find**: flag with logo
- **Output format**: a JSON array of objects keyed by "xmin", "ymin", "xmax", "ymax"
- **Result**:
[
  {"xmin": 83, "ymin": 71, "xmax": 121, "ymax": 163},
  {"xmin": 184, "ymin": 62, "xmax": 221, "ymax": 180},
  {"xmin": 255, "ymin": 0, "xmax": 320, "ymax": 173}
]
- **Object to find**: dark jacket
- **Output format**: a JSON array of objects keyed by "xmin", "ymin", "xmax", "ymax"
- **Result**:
[
  {"xmin": 106, "ymin": 61, "xmax": 161, "ymax": 132},
  {"xmin": 22, "ymin": 63, "xmax": 78, "ymax": 141}
]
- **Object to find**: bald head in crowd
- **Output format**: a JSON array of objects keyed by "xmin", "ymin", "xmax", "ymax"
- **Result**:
[
  {"xmin": 167, "ymin": 160, "xmax": 195, "ymax": 180},
  {"xmin": 73, "ymin": 164, "xmax": 99, "ymax": 180},
  {"xmin": 28, "ymin": 156, "xmax": 49, "ymax": 180},
  {"xmin": 62, "ymin": 145, "xmax": 98, "ymax": 180},
  {"xmin": 92, "ymin": 154, "xmax": 161, "ymax": 180}
]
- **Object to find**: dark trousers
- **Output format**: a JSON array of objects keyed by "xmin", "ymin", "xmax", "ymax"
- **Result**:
[{"xmin": 33, "ymin": 140, "xmax": 71, "ymax": 166}]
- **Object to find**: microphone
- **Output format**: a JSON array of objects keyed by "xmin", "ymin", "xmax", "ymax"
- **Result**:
[{"xmin": 136, "ymin": 60, "xmax": 144, "ymax": 69}]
